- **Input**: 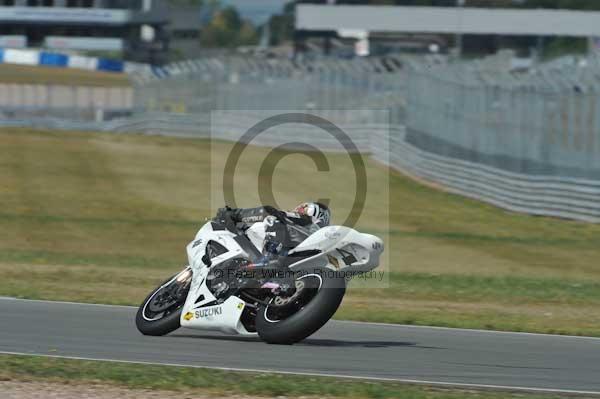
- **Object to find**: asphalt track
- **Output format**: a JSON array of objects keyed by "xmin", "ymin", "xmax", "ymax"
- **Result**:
[{"xmin": 1, "ymin": 298, "xmax": 600, "ymax": 395}]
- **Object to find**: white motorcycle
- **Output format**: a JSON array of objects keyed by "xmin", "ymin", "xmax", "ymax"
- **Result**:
[{"xmin": 135, "ymin": 209, "xmax": 384, "ymax": 344}]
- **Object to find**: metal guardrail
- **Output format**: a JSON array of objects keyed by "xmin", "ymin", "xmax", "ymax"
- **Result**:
[
  {"xmin": 372, "ymin": 126, "xmax": 600, "ymax": 223},
  {"xmin": 0, "ymin": 84, "xmax": 133, "ymax": 114}
]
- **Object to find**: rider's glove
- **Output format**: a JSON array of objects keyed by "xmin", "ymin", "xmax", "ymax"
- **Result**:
[
  {"xmin": 215, "ymin": 206, "xmax": 233, "ymax": 222},
  {"xmin": 264, "ymin": 239, "xmax": 283, "ymax": 255}
]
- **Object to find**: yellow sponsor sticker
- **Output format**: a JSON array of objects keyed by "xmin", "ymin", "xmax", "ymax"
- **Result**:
[
  {"xmin": 183, "ymin": 312, "xmax": 194, "ymax": 321},
  {"xmin": 237, "ymin": 302, "xmax": 245, "ymax": 310}
]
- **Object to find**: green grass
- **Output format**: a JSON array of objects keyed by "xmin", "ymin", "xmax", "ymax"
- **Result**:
[
  {"xmin": 0, "ymin": 63, "xmax": 131, "ymax": 87},
  {"xmin": 1, "ymin": 128, "xmax": 600, "ymax": 335},
  {"xmin": 0, "ymin": 355, "xmax": 564, "ymax": 399}
]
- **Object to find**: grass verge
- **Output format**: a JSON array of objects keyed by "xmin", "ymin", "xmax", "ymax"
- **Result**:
[
  {"xmin": 0, "ymin": 355, "xmax": 565, "ymax": 399},
  {"xmin": 0, "ymin": 64, "xmax": 131, "ymax": 87}
]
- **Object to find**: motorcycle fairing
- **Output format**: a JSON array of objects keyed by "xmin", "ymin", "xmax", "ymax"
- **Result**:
[
  {"xmin": 181, "ymin": 222, "xmax": 256, "ymax": 335},
  {"xmin": 180, "ymin": 295, "xmax": 253, "ymax": 335},
  {"xmin": 289, "ymin": 226, "xmax": 384, "ymax": 273}
]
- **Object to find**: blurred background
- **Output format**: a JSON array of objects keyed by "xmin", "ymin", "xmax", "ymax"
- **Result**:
[{"xmin": 2, "ymin": 0, "xmax": 600, "ymax": 336}]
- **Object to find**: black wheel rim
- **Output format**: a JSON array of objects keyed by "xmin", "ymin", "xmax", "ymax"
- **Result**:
[
  {"xmin": 142, "ymin": 270, "xmax": 190, "ymax": 322},
  {"xmin": 263, "ymin": 273, "xmax": 322, "ymax": 323}
]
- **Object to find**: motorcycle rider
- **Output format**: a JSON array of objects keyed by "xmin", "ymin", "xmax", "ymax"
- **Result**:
[
  {"xmin": 217, "ymin": 202, "xmax": 331, "ymax": 256},
  {"xmin": 213, "ymin": 202, "xmax": 331, "ymax": 294}
]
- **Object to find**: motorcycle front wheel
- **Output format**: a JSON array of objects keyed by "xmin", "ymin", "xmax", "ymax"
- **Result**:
[
  {"xmin": 135, "ymin": 267, "xmax": 191, "ymax": 336},
  {"xmin": 255, "ymin": 266, "xmax": 346, "ymax": 344}
]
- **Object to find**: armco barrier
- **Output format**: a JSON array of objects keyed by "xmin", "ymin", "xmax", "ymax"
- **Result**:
[
  {"xmin": 2, "ymin": 48, "xmax": 38, "ymax": 65},
  {"xmin": 372, "ymin": 126, "xmax": 600, "ymax": 223},
  {"xmin": 0, "ymin": 47, "xmax": 134, "ymax": 74},
  {"xmin": 40, "ymin": 52, "xmax": 69, "ymax": 67}
]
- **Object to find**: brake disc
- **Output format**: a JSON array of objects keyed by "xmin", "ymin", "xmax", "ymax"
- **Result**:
[{"xmin": 272, "ymin": 280, "xmax": 305, "ymax": 307}]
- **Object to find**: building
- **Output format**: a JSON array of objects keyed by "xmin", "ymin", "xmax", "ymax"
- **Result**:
[
  {"xmin": 164, "ymin": 1, "xmax": 204, "ymax": 60},
  {"xmin": 0, "ymin": 0, "xmax": 169, "ymax": 64},
  {"xmin": 295, "ymin": 4, "xmax": 600, "ymax": 57}
]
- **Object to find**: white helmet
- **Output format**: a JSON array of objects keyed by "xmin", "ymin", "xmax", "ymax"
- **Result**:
[{"xmin": 293, "ymin": 202, "xmax": 331, "ymax": 228}]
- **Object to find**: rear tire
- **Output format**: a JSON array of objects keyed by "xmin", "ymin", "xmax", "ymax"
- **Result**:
[
  {"xmin": 135, "ymin": 269, "xmax": 190, "ymax": 336},
  {"xmin": 255, "ymin": 266, "xmax": 346, "ymax": 345}
]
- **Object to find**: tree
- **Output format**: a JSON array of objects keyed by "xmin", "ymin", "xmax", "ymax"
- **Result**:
[
  {"xmin": 238, "ymin": 21, "xmax": 260, "ymax": 46},
  {"xmin": 267, "ymin": 2, "xmax": 295, "ymax": 46},
  {"xmin": 167, "ymin": 0, "xmax": 204, "ymax": 5},
  {"xmin": 200, "ymin": 6, "xmax": 258, "ymax": 48}
]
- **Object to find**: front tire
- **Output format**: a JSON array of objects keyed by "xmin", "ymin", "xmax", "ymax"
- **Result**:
[
  {"xmin": 255, "ymin": 266, "xmax": 346, "ymax": 344},
  {"xmin": 135, "ymin": 268, "xmax": 191, "ymax": 336}
]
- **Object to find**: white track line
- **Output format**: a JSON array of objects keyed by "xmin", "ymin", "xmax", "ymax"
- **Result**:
[
  {"xmin": 2, "ymin": 296, "xmax": 600, "ymax": 341},
  {"xmin": 1, "ymin": 351, "xmax": 599, "ymax": 396}
]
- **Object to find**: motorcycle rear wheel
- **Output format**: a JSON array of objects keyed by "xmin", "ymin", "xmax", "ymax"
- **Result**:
[{"xmin": 255, "ymin": 266, "xmax": 346, "ymax": 344}]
